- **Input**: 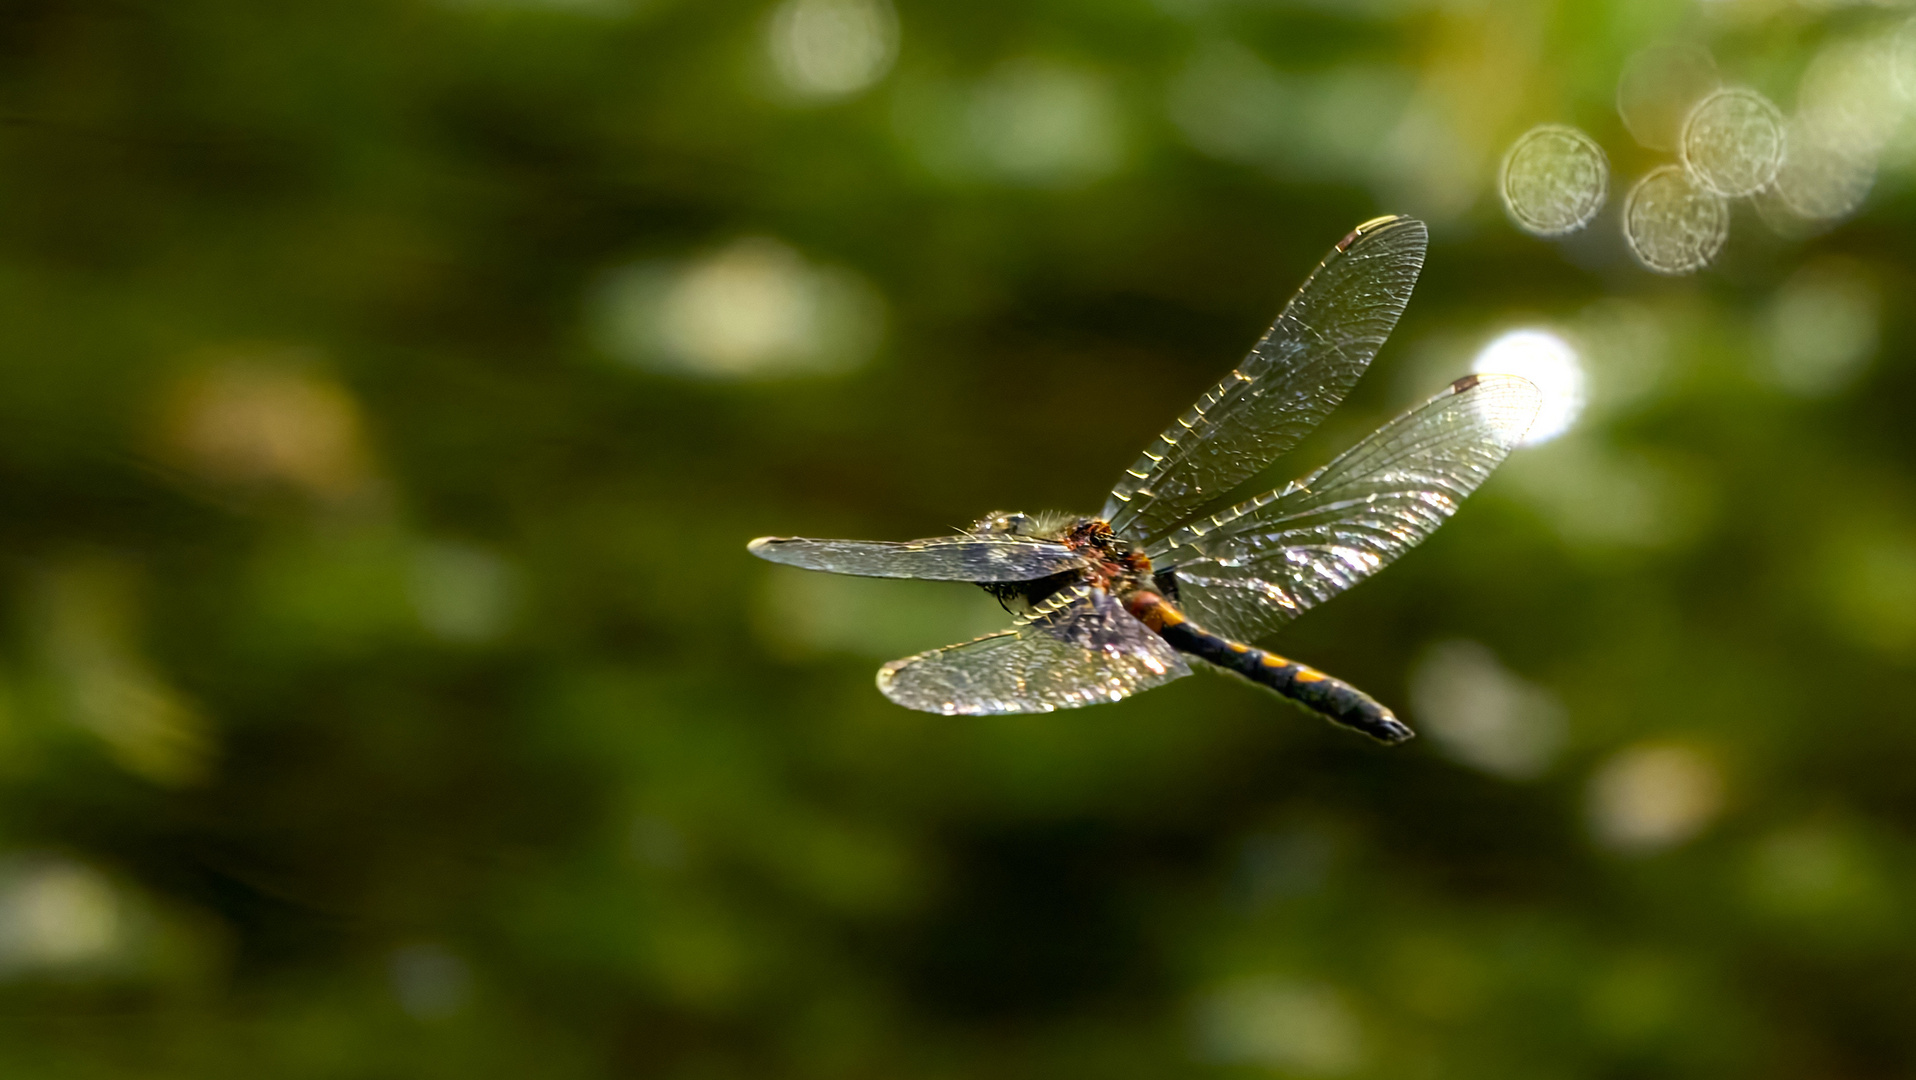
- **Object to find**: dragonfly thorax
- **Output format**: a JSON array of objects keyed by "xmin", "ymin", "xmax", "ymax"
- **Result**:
[{"xmin": 972, "ymin": 512, "xmax": 1155, "ymax": 615}]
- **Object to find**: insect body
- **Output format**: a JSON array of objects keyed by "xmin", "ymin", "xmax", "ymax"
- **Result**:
[{"xmin": 749, "ymin": 216, "xmax": 1541, "ymax": 742}]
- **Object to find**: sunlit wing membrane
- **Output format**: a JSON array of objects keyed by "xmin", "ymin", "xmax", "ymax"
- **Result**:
[
  {"xmin": 1147, "ymin": 374, "xmax": 1542, "ymax": 645},
  {"xmin": 748, "ymin": 535, "xmax": 1084, "ymax": 581},
  {"xmin": 877, "ymin": 585, "xmax": 1191, "ymax": 714},
  {"xmin": 1101, "ymin": 216, "xmax": 1428, "ymax": 544}
]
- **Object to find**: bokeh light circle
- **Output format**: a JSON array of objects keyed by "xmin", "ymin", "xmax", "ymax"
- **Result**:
[
  {"xmin": 767, "ymin": 0, "xmax": 900, "ymax": 101},
  {"xmin": 1623, "ymin": 165, "xmax": 1729, "ymax": 275},
  {"xmin": 1499, "ymin": 125, "xmax": 1609, "ymax": 237},
  {"xmin": 1798, "ymin": 34, "xmax": 1903, "ymax": 159},
  {"xmin": 1894, "ymin": 16, "xmax": 1916, "ymax": 103},
  {"xmin": 1616, "ymin": 44, "xmax": 1720, "ymax": 152},
  {"xmin": 1471, "ymin": 329, "xmax": 1585, "ymax": 446},
  {"xmin": 1680, "ymin": 88, "xmax": 1785, "ymax": 197},
  {"xmin": 1770, "ymin": 116, "xmax": 1876, "ymax": 226}
]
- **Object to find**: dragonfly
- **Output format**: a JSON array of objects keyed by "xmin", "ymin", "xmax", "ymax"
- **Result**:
[{"xmin": 749, "ymin": 216, "xmax": 1541, "ymax": 743}]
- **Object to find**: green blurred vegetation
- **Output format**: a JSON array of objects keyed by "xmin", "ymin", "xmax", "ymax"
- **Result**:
[{"xmin": 0, "ymin": 0, "xmax": 1912, "ymax": 1076}]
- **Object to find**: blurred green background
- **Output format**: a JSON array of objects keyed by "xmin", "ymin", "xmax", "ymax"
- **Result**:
[{"xmin": 0, "ymin": 0, "xmax": 1912, "ymax": 1076}]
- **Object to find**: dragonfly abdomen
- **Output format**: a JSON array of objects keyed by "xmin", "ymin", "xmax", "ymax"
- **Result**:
[{"xmin": 1124, "ymin": 592, "xmax": 1413, "ymax": 745}]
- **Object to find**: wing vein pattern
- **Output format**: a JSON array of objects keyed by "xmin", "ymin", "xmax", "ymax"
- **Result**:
[
  {"xmin": 878, "ymin": 585, "xmax": 1191, "ymax": 714},
  {"xmin": 748, "ymin": 536, "xmax": 1083, "ymax": 582},
  {"xmin": 1147, "ymin": 374, "xmax": 1542, "ymax": 645},
  {"xmin": 1101, "ymin": 216, "xmax": 1428, "ymax": 543}
]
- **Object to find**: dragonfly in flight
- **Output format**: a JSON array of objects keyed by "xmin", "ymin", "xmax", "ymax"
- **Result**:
[{"xmin": 749, "ymin": 216, "xmax": 1541, "ymax": 743}]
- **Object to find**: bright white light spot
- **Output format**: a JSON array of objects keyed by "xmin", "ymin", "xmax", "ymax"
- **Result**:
[
  {"xmin": 1616, "ymin": 44, "xmax": 1720, "ymax": 152},
  {"xmin": 1588, "ymin": 743, "xmax": 1724, "ymax": 854},
  {"xmin": 1194, "ymin": 977, "xmax": 1365, "ymax": 1075},
  {"xmin": 967, "ymin": 59, "xmax": 1124, "ymax": 187},
  {"xmin": 390, "ymin": 943, "xmax": 473, "ymax": 1020},
  {"xmin": 1409, "ymin": 640, "xmax": 1567, "ymax": 780},
  {"xmin": 1623, "ymin": 165, "xmax": 1729, "ymax": 275},
  {"xmin": 594, "ymin": 237, "xmax": 884, "ymax": 379},
  {"xmin": 1499, "ymin": 124, "xmax": 1607, "ymax": 236},
  {"xmin": 1766, "ymin": 258, "xmax": 1880, "ymax": 397},
  {"xmin": 1681, "ymin": 87, "xmax": 1785, "ymax": 197},
  {"xmin": 1471, "ymin": 329, "xmax": 1584, "ymax": 445},
  {"xmin": 767, "ymin": 0, "xmax": 899, "ymax": 102},
  {"xmin": 0, "ymin": 859, "xmax": 122, "ymax": 974}
]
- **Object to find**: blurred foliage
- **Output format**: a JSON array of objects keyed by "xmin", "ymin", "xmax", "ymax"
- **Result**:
[{"xmin": 0, "ymin": 0, "xmax": 1912, "ymax": 1077}]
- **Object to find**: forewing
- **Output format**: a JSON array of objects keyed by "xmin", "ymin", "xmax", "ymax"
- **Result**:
[
  {"xmin": 1102, "ymin": 216, "xmax": 1428, "ymax": 543},
  {"xmin": 748, "ymin": 535, "xmax": 1083, "ymax": 582},
  {"xmin": 1149, "ymin": 374, "xmax": 1542, "ymax": 644},
  {"xmin": 877, "ymin": 585, "xmax": 1191, "ymax": 714}
]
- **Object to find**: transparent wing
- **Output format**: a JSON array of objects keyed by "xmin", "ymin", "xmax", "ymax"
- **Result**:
[
  {"xmin": 1147, "ymin": 374, "xmax": 1542, "ymax": 644},
  {"xmin": 748, "ymin": 535, "xmax": 1084, "ymax": 582},
  {"xmin": 877, "ymin": 585, "xmax": 1191, "ymax": 714},
  {"xmin": 1102, "ymin": 215, "xmax": 1428, "ymax": 543}
]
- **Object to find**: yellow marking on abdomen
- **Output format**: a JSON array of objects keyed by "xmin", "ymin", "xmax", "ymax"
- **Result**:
[
  {"xmin": 1126, "ymin": 593, "xmax": 1184, "ymax": 631},
  {"xmin": 1294, "ymin": 668, "xmax": 1326, "ymax": 683}
]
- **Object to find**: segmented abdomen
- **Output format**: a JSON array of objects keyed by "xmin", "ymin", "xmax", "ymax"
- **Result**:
[{"xmin": 1124, "ymin": 592, "xmax": 1413, "ymax": 745}]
